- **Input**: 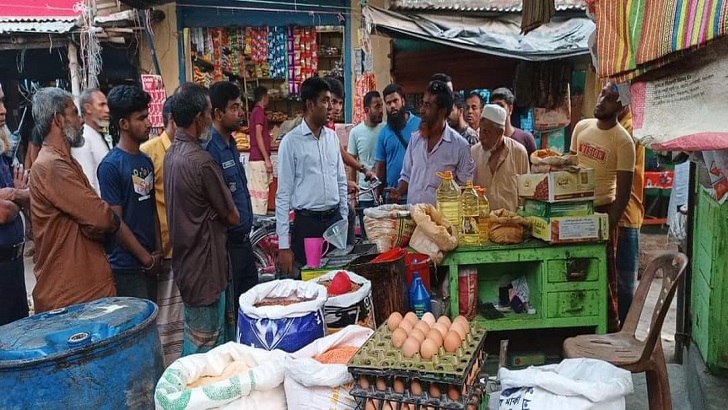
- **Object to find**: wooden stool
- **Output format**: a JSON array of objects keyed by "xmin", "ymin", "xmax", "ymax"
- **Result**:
[{"xmin": 563, "ymin": 252, "xmax": 688, "ymax": 410}]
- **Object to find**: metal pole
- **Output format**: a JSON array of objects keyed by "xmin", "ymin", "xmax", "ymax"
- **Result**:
[{"xmin": 675, "ymin": 160, "xmax": 696, "ymax": 364}]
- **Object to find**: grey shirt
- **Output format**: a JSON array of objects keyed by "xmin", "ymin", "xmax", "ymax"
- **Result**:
[
  {"xmin": 400, "ymin": 125, "xmax": 475, "ymax": 206},
  {"xmin": 275, "ymin": 119, "xmax": 349, "ymax": 249}
]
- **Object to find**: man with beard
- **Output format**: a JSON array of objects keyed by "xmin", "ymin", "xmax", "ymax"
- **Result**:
[
  {"xmin": 165, "ymin": 83, "xmax": 240, "ymax": 355},
  {"xmin": 490, "ymin": 88, "xmax": 537, "ymax": 158},
  {"xmin": 465, "ymin": 92, "xmax": 484, "ymax": 133},
  {"xmin": 0, "ymin": 84, "xmax": 30, "ymax": 325},
  {"xmin": 386, "ymin": 80, "xmax": 474, "ymax": 205},
  {"xmin": 348, "ymin": 91, "xmax": 384, "ymax": 238},
  {"xmin": 98, "ymin": 85, "xmax": 162, "ymax": 301},
  {"xmin": 570, "ymin": 81, "xmax": 635, "ymax": 331},
  {"xmin": 471, "ymin": 105, "xmax": 530, "ymax": 212},
  {"xmin": 277, "ymin": 77, "xmax": 348, "ymax": 275},
  {"xmin": 72, "ymin": 88, "xmax": 112, "ymax": 195},
  {"xmin": 205, "ymin": 81, "xmax": 256, "ymax": 315},
  {"xmin": 448, "ymin": 94, "xmax": 479, "ymax": 146},
  {"xmin": 374, "ymin": 84, "xmax": 421, "ymax": 202},
  {"xmin": 29, "ymin": 87, "xmax": 157, "ymax": 312}
]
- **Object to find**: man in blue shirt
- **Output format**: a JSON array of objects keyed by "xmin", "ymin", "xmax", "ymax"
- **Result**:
[
  {"xmin": 276, "ymin": 77, "xmax": 348, "ymax": 275},
  {"xmin": 374, "ymin": 84, "xmax": 421, "ymax": 201},
  {"xmin": 0, "ymin": 85, "xmax": 30, "ymax": 325},
  {"xmin": 205, "ymin": 81, "xmax": 256, "ymax": 313},
  {"xmin": 98, "ymin": 85, "xmax": 162, "ymax": 301}
]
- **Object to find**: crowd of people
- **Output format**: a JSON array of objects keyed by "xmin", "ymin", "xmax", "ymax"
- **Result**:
[{"xmin": 0, "ymin": 71, "xmax": 642, "ymax": 364}]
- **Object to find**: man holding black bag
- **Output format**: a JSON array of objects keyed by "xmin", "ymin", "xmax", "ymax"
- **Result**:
[{"xmin": 373, "ymin": 84, "xmax": 421, "ymax": 203}]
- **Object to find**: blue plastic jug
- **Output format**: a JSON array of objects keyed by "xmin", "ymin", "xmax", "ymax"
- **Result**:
[{"xmin": 409, "ymin": 272, "xmax": 432, "ymax": 318}]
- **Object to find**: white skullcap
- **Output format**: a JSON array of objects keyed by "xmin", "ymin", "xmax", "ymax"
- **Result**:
[{"xmin": 481, "ymin": 104, "xmax": 507, "ymax": 127}]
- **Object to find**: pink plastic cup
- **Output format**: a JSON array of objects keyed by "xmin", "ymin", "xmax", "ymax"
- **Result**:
[{"xmin": 304, "ymin": 237, "xmax": 329, "ymax": 268}]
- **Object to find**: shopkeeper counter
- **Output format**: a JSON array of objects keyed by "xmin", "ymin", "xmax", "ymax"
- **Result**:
[{"xmin": 443, "ymin": 240, "xmax": 608, "ymax": 334}]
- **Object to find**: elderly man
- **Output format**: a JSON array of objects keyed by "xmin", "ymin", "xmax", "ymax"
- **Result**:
[
  {"xmin": 571, "ymin": 81, "xmax": 635, "ymax": 331},
  {"xmin": 165, "ymin": 83, "xmax": 240, "ymax": 355},
  {"xmin": 472, "ymin": 104, "xmax": 530, "ymax": 212},
  {"xmin": 72, "ymin": 88, "xmax": 112, "ymax": 194},
  {"xmin": 30, "ymin": 87, "xmax": 157, "ymax": 313},
  {"xmin": 386, "ymin": 80, "xmax": 474, "ymax": 206}
]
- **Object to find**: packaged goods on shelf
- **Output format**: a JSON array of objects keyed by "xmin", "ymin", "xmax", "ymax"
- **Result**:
[
  {"xmin": 517, "ymin": 168, "xmax": 595, "ymax": 202},
  {"xmin": 527, "ymin": 213, "xmax": 609, "ymax": 244},
  {"xmin": 521, "ymin": 199, "xmax": 594, "ymax": 219}
]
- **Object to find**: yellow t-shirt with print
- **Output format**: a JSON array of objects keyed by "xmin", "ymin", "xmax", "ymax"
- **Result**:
[
  {"xmin": 570, "ymin": 119, "xmax": 636, "ymax": 207},
  {"xmin": 618, "ymin": 113, "xmax": 646, "ymax": 228}
]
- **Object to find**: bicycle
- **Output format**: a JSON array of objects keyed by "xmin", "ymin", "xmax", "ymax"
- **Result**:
[{"xmin": 250, "ymin": 179, "xmax": 382, "ymax": 283}]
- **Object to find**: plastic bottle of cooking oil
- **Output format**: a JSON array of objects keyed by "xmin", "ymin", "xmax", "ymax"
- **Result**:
[
  {"xmin": 475, "ymin": 186, "xmax": 490, "ymax": 245},
  {"xmin": 436, "ymin": 171, "xmax": 460, "ymax": 237},
  {"xmin": 459, "ymin": 180, "xmax": 480, "ymax": 246}
]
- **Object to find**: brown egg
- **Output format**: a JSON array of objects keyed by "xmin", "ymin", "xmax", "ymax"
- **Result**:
[
  {"xmin": 437, "ymin": 315, "xmax": 452, "ymax": 327},
  {"xmin": 382, "ymin": 401, "xmax": 394, "ymax": 410},
  {"xmin": 376, "ymin": 377, "xmax": 387, "ymax": 391},
  {"xmin": 426, "ymin": 328, "xmax": 444, "ymax": 347},
  {"xmin": 410, "ymin": 379, "xmax": 423, "ymax": 395},
  {"xmin": 388, "ymin": 312, "xmax": 404, "ymax": 331},
  {"xmin": 398, "ymin": 320, "xmax": 414, "ymax": 333},
  {"xmin": 402, "ymin": 337, "xmax": 420, "ymax": 358},
  {"xmin": 409, "ymin": 328, "xmax": 426, "ymax": 343},
  {"xmin": 414, "ymin": 320, "xmax": 431, "ymax": 335},
  {"xmin": 448, "ymin": 385, "xmax": 461, "ymax": 401},
  {"xmin": 404, "ymin": 311, "xmax": 419, "ymax": 324},
  {"xmin": 393, "ymin": 378, "xmax": 405, "ymax": 393},
  {"xmin": 444, "ymin": 330, "xmax": 461, "ymax": 352},
  {"xmin": 449, "ymin": 322, "xmax": 466, "ymax": 340},
  {"xmin": 359, "ymin": 375, "xmax": 370, "ymax": 390},
  {"xmin": 365, "ymin": 399, "xmax": 377, "ymax": 410},
  {"xmin": 421, "ymin": 312, "xmax": 436, "ymax": 327},
  {"xmin": 432, "ymin": 323, "xmax": 449, "ymax": 339},
  {"xmin": 429, "ymin": 382, "xmax": 441, "ymax": 398},
  {"xmin": 420, "ymin": 339, "xmax": 438, "ymax": 359},
  {"xmin": 454, "ymin": 315, "xmax": 471, "ymax": 333},
  {"xmin": 391, "ymin": 328, "xmax": 409, "ymax": 348}
]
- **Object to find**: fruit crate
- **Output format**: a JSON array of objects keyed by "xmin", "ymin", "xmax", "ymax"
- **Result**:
[
  {"xmin": 353, "ymin": 381, "xmax": 488, "ymax": 410},
  {"xmin": 347, "ymin": 321, "xmax": 487, "ymax": 408}
]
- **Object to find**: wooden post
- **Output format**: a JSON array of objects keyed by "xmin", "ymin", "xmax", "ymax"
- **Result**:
[{"xmin": 67, "ymin": 43, "xmax": 81, "ymax": 107}]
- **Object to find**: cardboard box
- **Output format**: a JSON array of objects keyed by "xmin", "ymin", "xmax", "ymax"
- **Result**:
[
  {"xmin": 527, "ymin": 213, "xmax": 608, "ymax": 244},
  {"xmin": 517, "ymin": 168, "xmax": 595, "ymax": 202},
  {"xmin": 521, "ymin": 199, "xmax": 594, "ymax": 218}
]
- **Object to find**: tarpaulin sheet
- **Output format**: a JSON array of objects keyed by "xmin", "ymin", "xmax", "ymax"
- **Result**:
[
  {"xmin": 594, "ymin": 0, "xmax": 728, "ymax": 82},
  {"xmin": 363, "ymin": 5, "xmax": 595, "ymax": 61}
]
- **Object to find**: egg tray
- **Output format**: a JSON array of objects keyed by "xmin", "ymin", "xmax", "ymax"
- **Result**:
[
  {"xmin": 347, "ymin": 320, "xmax": 487, "ymax": 386},
  {"xmin": 352, "ymin": 380, "xmax": 488, "ymax": 410}
]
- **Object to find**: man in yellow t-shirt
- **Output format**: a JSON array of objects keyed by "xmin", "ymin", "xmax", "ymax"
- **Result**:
[
  {"xmin": 570, "ymin": 81, "xmax": 635, "ymax": 332},
  {"xmin": 140, "ymin": 96, "xmax": 183, "ymax": 365},
  {"xmin": 616, "ymin": 106, "xmax": 645, "ymax": 324}
]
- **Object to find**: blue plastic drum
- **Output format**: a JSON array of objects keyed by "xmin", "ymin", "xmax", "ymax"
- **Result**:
[{"xmin": 0, "ymin": 297, "xmax": 164, "ymax": 409}]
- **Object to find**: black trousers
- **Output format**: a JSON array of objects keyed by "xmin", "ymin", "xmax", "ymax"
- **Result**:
[
  {"xmin": 113, "ymin": 269, "xmax": 158, "ymax": 303},
  {"xmin": 291, "ymin": 209, "xmax": 343, "ymax": 267},
  {"xmin": 0, "ymin": 257, "xmax": 28, "ymax": 326},
  {"xmin": 228, "ymin": 233, "xmax": 258, "ymax": 316}
]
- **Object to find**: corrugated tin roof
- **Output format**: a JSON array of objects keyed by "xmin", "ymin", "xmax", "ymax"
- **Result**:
[
  {"xmin": 389, "ymin": 0, "xmax": 586, "ymax": 13},
  {"xmin": 0, "ymin": 17, "xmax": 77, "ymax": 34}
]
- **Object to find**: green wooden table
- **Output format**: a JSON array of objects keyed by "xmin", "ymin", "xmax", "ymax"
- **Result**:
[{"xmin": 442, "ymin": 240, "xmax": 608, "ymax": 334}]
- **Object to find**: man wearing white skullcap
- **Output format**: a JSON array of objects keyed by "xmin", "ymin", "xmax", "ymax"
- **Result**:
[{"xmin": 471, "ymin": 104, "xmax": 529, "ymax": 212}]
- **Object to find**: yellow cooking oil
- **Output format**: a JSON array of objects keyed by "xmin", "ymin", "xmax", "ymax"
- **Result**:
[
  {"xmin": 459, "ymin": 180, "xmax": 480, "ymax": 246},
  {"xmin": 475, "ymin": 186, "xmax": 490, "ymax": 244},
  {"xmin": 436, "ymin": 170, "xmax": 461, "ymax": 237}
]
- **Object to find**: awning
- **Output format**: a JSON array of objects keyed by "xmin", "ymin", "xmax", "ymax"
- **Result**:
[
  {"xmin": 0, "ymin": 0, "xmax": 80, "ymax": 34},
  {"xmin": 363, "ymin": 5, "xmax": 595, "ymax": 61}
]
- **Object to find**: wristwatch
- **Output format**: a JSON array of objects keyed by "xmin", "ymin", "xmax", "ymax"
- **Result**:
[{"xmin": 359, "ymin": 164, "xmax": 367, "ymax": 173}]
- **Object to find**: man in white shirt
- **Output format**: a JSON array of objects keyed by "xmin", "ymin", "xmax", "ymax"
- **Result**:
[
  {"xmin": 276, "ymin": 77, "xmax": 348, "ymax": 275},
  {"xmin": 72, "ymin": 88, "xmax": 111, "ymax": 194}
]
